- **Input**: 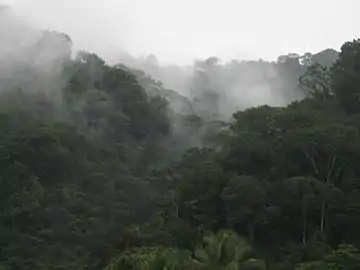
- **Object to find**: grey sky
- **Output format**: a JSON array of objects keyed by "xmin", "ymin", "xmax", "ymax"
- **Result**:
[{"xmin": 3, "ymin": 0, "xmax": 360, "ymax": 64}]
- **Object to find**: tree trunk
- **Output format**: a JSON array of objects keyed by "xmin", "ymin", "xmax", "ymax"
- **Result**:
[
  {"xmin": 247, "ymin": 223, "xmax": 255, "ymax": 244},
  {"xmin": 215, "ymin": 196, "xmax": 227, "ymax": 230},
  {"xmin": 302, "ymin": 204, "xmax": 307, "ymax": 244},
  {"xmin": 320, "ymin": 156, "xmax": 337, "ymax": 233},
  {"xmin": 320, "ymin": 203, "xmax": 326, "ymax": 232}
]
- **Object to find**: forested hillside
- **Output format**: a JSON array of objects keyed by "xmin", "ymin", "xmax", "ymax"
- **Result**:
[{"xmin": 3, "ymin": 6, "xmax": 360, "ymax": 270}]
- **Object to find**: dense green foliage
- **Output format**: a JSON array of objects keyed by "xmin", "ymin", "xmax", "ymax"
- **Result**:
[{"xmin": 2, "ymin": 26, "xmax": 360, "ymax": 270}]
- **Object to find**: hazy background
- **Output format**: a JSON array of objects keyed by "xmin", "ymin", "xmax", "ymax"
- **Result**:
[
  {"xmin": 3, "ymin": 0, "xmax": 360, "ymax": 65},
  {"xmin": 0, "ymin": 0, "xmax": 354, "ymax": 125}
]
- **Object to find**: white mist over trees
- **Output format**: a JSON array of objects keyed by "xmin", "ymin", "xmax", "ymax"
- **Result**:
[
  {"xmin": 2, "ymin": 3, "xmax": 340, "ymax": 124},
  {"xmin": 117, "ymin": 49, "xmax": 339, "ymax": 121},
  {"xmin": 0, "ymin": 6, "xmax": 72, "ymax": 105},
  {"xmin": 0, "ymin": 4, "xmax": 340, "ymax": 153}
]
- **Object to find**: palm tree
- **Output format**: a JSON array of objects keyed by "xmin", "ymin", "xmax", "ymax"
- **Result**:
[{"xmin": 192, "ymin": 229, "xmax": 266, "ymax": 270}]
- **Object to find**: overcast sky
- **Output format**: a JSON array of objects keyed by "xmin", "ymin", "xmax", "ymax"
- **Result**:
[{"xmin": 2, "ymin": 0, "xmax": 360, "ymax": 65}]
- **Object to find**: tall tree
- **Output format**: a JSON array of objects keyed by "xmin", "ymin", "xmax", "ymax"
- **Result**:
[
  {"xmin": 222, "ymin": 175, "xmax": 268, "ymax": 244},
  {"xmin": 332, "ymin": 39, "xmax": 360, "ymax": 113}
]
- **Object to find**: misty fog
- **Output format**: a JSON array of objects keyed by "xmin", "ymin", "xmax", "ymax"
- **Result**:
[
  {"xmin": 0, "ymin": 6, "xmax": 72, "ymax": 106},
  {"xmin": 118, "ymin": 51, "xmax": 312, "ymax": 121},
  {"xmin": 0, "ymin": 2, "xmax": 341, "ymax": 127}
]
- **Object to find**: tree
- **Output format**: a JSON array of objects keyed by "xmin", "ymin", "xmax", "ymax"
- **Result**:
[
  {"xmin": 220, "ymin": 105, "xmax": 281, "ymax": 179},
  {"xmin": 172, "ymin": 148, "xmax": 228, "ymax": 231},
  {"xmin": 299, "ymin": 63, "xmax": 332, "ymax": 101},
  {"xmin": 192, "ymin": 230, "xmax": 266, "ymax": 270},
  {"xmin": 222, "ymin": 176, "xmax": 268, "ymax": 244},
  {"xmin": 331, "ymin": 39, "xmax": 360, "ymax": 113},
  {"xmin": 284, "ymin": 176, "xmax": 325, "ymax": 244},
  {"xmin": 279, "ymin": 104, "xmax": 357, "ymax": 235}
]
